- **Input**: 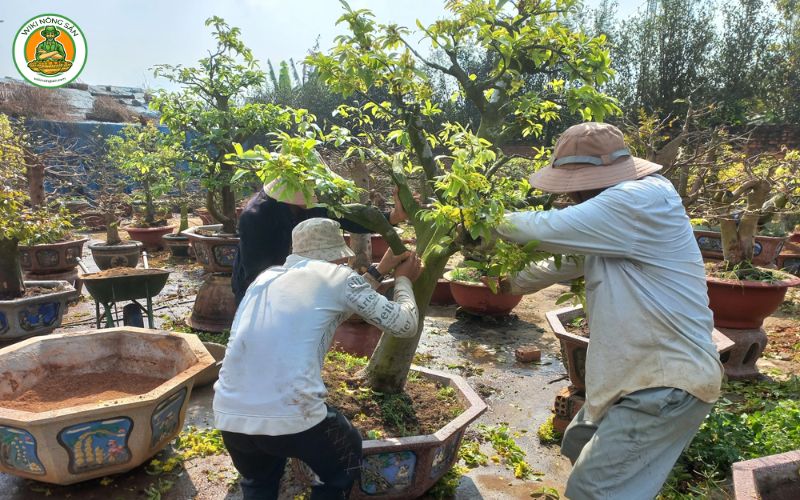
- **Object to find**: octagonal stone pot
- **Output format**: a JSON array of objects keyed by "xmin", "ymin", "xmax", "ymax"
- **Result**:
[
  {"xmin": 295, "ymin": 366, "xmax": 486, "ymax": 499},
  {"xmin": 19, "ymin": 238, "xmax": 89, "ymax": 275},
  {"xmin": 693, "ymin": 230, "xmax": 786, "ymax": 266},
  {"xmin": 183, "ymin": 225, "xmax": 239, "ymax": 273},
  {"xmin": 0, "ymin": 281, "xmax": 77, "ymax": 342},
  {"xmin": 546, "ymin": 305, "xmax": 735, "ymax": 391},
  {"xmin": 733, "ymin": 450, "xmax": 800, "ymax": 500},
  {"xmin": 0, "ymin": 327, "xmax": 214, "ymax": 485}
]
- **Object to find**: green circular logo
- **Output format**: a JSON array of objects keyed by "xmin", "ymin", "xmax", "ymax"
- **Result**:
[{"xmin": 13, "ymin": 14, "xmax": 87, "ymax": 88}]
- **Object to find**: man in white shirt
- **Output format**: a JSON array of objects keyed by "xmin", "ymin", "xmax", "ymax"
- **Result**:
[
  {"xmin": 496, "ymin": 122, "xmax": 724, "ymax": 499},
  {"xmin": 214, "ymin": 218, "xmax": 422, "ymax": 499}
]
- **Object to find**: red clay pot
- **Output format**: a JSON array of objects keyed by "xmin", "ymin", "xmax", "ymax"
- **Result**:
[
  {"xmin": 124, "ymin": 225, "xmax": 175, "ymax": 251},
  {"xmin": 331, "ymin": 316, "xmax": 382, "ymax": 358},
  {"xmin": 430, "ymin": 277, "xmax": 456, "ymax": 306},
  {"xmin": 776, "ymin": 241, "xmax": 800, "ymax": 276},
  {"xmin": 445, "ymin": 273, "xmax": 522, "ymax": 316},
  {"xmin": 706, "ymin": 274, "xmax": 800, "ymax": 329}
]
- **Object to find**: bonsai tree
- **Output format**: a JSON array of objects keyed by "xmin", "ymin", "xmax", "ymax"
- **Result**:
[
  {"xmin": 234, "ymin": 0, "xmax": 618, "ymax": 392},
  {"xmin": 0, "ymin": 113, "xmax": 71, "ymax": 299},
  {"xmin": 693, "ymin": 147, "xmax": 799, "ymax": 270},
  {"xmin": 151, "ymin": 17, "xmax": 290, "ymax": 234},
  {"xmin": 106, "ymin": 123, "xmax": 183, "ymax": 227}
]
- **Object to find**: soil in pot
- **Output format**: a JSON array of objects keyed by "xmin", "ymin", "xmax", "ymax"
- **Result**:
[
  {"xmin": 323, "ymin": 352, "xmax": 463, "ymax": 438},
  {"xmin": 0, "ymin": 370, "xmax": 167, "ymax": 412},
  {"xmin": 21, "ymin": 283, "xmax": 71, "ymax": 298},
  {"xmin": 564, "ymin": 316, "xmax": 590, "ymax": 337}
]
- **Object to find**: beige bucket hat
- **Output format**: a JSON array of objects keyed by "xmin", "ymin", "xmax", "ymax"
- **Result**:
[
  {"xmin": 291, "ymin": 218, "xmax": 355, "ymax": 262},
  {"xmin": 529, "ymin": 122, "xmax": 662, "ymax": 194}
]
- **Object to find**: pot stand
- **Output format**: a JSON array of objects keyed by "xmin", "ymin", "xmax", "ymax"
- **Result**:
[
  {"xmin": 188, "ymin": 273, "xmax": 236, "ymax": 332},
  {"xmin": 716, "ymin": 327, "xmax": 768, "ymax": 380}
]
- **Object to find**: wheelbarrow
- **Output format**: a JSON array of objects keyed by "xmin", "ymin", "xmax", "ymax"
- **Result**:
[{"xmin": 78, "ymin": 252, "xmax": 170, "ymax": 329}]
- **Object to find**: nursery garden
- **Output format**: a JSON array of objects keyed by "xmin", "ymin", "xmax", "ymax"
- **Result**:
[{"xmin": 1, "ymin": 0, "xmax": 799, "ymax": 498}]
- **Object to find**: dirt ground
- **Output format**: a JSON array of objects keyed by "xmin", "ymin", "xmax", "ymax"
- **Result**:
[{"xmin": 1, "ymin": 220, "xmax": 798, "ymax": 500}]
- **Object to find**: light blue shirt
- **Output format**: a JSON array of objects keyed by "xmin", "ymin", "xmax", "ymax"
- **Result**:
[{"xmin": 498, "ymin": 175, "xmax": 723, "ymax": 421}]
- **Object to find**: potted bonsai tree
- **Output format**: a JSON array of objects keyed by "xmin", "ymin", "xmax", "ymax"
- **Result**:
[
  {"xmin": 231, "ymin": 1, "xmax": 618, "ymax": 494},
  {"xmin": 0, "ymin": 113, "xmax": 76, "ymax": 341},
  {"xmin": 151, "ymin": 17, "xmax": 291, "ymax": 331},
  {"xmin": 106, "ymin": 123, "xmax": 182, "ymax": 251},
  {"xmin": 699, "ymin": 151, "xmax": 800, "ymax": 329}
]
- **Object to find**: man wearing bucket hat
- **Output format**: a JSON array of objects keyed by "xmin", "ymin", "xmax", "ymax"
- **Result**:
[
  {"xmin": 214, "ymin": 218, "xmax": 422, "ymax": 499},
  {"xmin": 496, "ymin": 122, "xmax": 723, "ymax": 499},
  {"xmin": 232, "ymin": 176, "xmax": 412, "ymax": 306}
]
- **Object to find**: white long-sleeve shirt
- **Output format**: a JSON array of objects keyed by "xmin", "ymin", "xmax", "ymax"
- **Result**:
[
  {"xmin": 498, "ymin": 175, "xmax": 723, "ymax": 421},
  {"xmin": 213, "ymin": 254, "xmax": 418, "ymax": 435}
]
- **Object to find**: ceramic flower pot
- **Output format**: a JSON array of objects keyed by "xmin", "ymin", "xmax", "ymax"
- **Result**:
[
  {"xmin": 123, "ymin": 226, "xmax": 175, "ymax": 251},
  {"xmin": 183, "ymin": 225, "xmax": 239, "ymax": 274},
  {"xmin": 19, "ymin": 238, "xmax": 88, "ymax": 275},
  {"xmin": 693, "ymin": 230, "xmax": 786, "ymax": 266},
  {"xmin": 0, "ymin": 327, "xmax": 214, "ymax": 485},
  {"xmin": 87, "ymin": 241, "xmax": 142, "ymax": 270},
  {"xmin": 0, "ymin": 281, "xmax": 77, "ymax": 342},
  {"xmin": 162, "ymin": 233, "xmax": 192, "ymax": 258},
  {"xmin": 294, "ymin": 366, "xmax": 487, "ymax": 500},
  {"xmin": 193, "ymin": 341, "xmax": 227, "ymax": 388},
  {"xmin": 430, "ymin": 272, "xmax": 456, "ymax": 306},
  {"xmin": 706, "ymin": 274, "xmax": 800, "ymax": 329},
  {"xmin": 331, "ymin": 316, "xmax": 382, "ymax": 358},
  {"xmin": 776, "ymin": 241, "xmax": 800, "ymax": 276},
  {"xmin": 445, "ymin": 272, "xmax": 522, "ymax": 316}
]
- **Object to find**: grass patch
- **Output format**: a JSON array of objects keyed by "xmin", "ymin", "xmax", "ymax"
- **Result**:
[
  {"xmin": 537, "ymin": 415, "xmax": 563, "ymax": 445},
  {"xmin": 477, "ymin": 423, "xmax": 533, "ymax": 479}
]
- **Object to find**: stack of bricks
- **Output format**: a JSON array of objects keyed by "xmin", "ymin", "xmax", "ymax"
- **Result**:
[{"xmin": 552, "ymin": 385, "xmax": 585, "ymax": 435}]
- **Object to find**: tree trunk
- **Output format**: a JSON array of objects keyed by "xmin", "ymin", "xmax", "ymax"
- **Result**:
[
  {"xmin": 0, "ymin": 239, "xmax": 24, "ymax": 300},
  {"xmin": 106, "ymin": 218, "xmax": 121, "ymax": 245},
  {"xmin": 349, "ymin": 160, "xmax": 372, "ymax": 271},
  {"xmin": 144, "ymin": 177, "xmax": 155, "ymax": 225},
  {"xmin": 365, "ymin": 251, "xmax": 450, "ymax": 393},
  {"xmin": 179, "ymin": 203, "xmax": 189, "ymax": 233},
  {"xmin": 26, "ymin": 160, "xmax": 46, "ymax": 209},
  {"xmin": 720, "ymin": 180, "xmax": 770, "ymax": 267}
]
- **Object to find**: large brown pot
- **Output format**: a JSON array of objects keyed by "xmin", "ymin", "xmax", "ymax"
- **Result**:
[
  {"xmin": 124, "ymin": 225, "xmax": 175, "ymax": 251},
  {"xmin": 183, "ymin": 225, "xmax": 239, "ymax": 273},
  {"xmin": 331, "ymin": 316, "xmax": 382, "ymax": 358},
  {"xmin": 295, "ymin": 366, "xmax": 487, "ymax": 500},
  {"xmin": 19, "ymin": 238, "xmax": 88, "ymax": 274},
  {"xmin": 188, "ymin": 273, "xmax": 236, "ymax": 333},
  {"xmin": 694, "ymin": 230, "xmax": 786, "ymax": 266},
  {"xmin": 776, "ymin": 241, "xmax": 800, "ymax": 276},
  {"xmin": 445, "ymin": 272, "xmax": 522, "ymax": 316},
  {"xmin": 430, "ymin": 277, "xmax": 456, "ymax": 306},
  {"xmin": 706, "ymin": 274, "xmax": 800, "ymax": 329},
  {"xmin": 87, "ymin": 241, "xmax": 142, "ymax": 270}
]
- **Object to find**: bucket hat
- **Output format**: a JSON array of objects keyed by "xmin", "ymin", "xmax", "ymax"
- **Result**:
[
  {"xmin": 291, "ymin": 218, "xmax": 354, "ymax": 262},
  {"xmin": 41, "ymin": 26, "xmax": 61, "ymax": 37},
  {"xmin": 529, "ymin": 122, "xmax": 662, "ymax": 194}
]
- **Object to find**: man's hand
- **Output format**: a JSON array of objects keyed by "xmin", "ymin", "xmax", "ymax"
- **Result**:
[
  {"xmin": 395, "ymin": 252, "xmax": 422, "ymax": 282},
  {"xmin": 388, "ymin": 187, "xmax": 421, "ymax": 225},
  {"xmin": 377, "ymin": 248, "xmax": 411, "ymax": 275}
]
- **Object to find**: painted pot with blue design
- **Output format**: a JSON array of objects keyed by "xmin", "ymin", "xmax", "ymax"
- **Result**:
[
  {"xmin": 693, "ymin": 230, "xmax": 786, "ymax": 266},
  {"xmin": 293, "ymin": 366, "xmax": 487, "ymax": 499},
  {"xmin": 19, "ymin": 238, "xmax": 88, "ymax": 275},
  {"xmin": 0, "ymin": 281, "xmax": 77, "ymax": 342},
  {"xmin": 182, "ymin": 224, "xmax": 239, "ymax": 273},
  {"xmin": 0, "ymin": 327, "xmax": 214, "ymax": 485}
]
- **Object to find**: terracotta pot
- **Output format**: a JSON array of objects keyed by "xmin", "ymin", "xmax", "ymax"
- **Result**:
[
  {"xmin": 163, "ymin": 233, "xmax": 191, "ymax": 258},
  {"xmin": 733, "ymin": 450, "xmax": 800, "ymax": 500},
  {"xmin": 693, "ymin": 230, "xmax": 786, "ymax": 266},
  {"xmin": 430, "ymin": 277, "xmax": 456, "ymax": 306},
  {"xmin": 331, "ymin": 316, "xmax": 382, "ymax": 358},
  {"xmin": 189, "ymin": 273, "xmax": 236, "ymax": 333},
  {"xmin": 123, "ymin": 225, "xmax": 175, "ymax": 251},
  {"xmin": 545, "ymin": 306, "xmax": 736, "ymax": 392},
  {"xmin": 790, "ymin": 232, "xmax": 800, "ymax": 244},
  {"xmin": 0, "ymin": 281, "xmax": 77, "ymax": 342},
  {"xmin": 183, "ymin": 225, "xmax": 239, "ymax": 273},
  {"xmin": 0, "ymin": 327, "xmax": 214, "ymax": 485},
  {"xmin": 445, "ymin": 272, "xmax": 522, "ymax": 316},
  {"xmin": 19, "ymin": 238, "xmax": 88, "ymax": 274},
  {"xmin": 87, "ymin": 241, "xmax": 142, "ymax": 270},
  {"xmin": 706, "ymin": 274, "xmax": 800, "ymax": 329},
  {"xmin": 193, "ymin": 341, "xmax": 226, "ymax": 388},
  {"xmin": 294, "ymin": 366, "xmax": 487, "ymax": 499}
]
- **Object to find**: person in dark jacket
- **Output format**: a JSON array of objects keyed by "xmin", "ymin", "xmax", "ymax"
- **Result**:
[{"xmin": 232, "ymin": 180, "xmax": 410, "ymax": 305}]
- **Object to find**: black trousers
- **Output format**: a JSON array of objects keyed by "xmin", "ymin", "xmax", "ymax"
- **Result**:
[{"xmin": 221, "ymin": 406, "xmax": 362, "ymax": 500}]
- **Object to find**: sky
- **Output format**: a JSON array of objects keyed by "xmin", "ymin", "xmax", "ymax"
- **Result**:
[{"xmin": 1, "ymin": 0, "xmax": 646, "ymax": 90}]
